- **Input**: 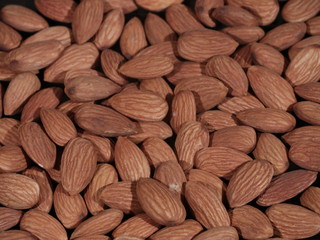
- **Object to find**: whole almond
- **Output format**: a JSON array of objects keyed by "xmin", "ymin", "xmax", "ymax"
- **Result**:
[
  {"xmin": 193, "ymin": 226, "xmax": 239, "ymax": 240},
  {"xmin": 197, "ymin": 110, "xmax": 238, "ymax": 132},
  {"xmin": 185, "ymin": 181, "xmax": 230, "ymax": 228},
  {"xmin": 0, "ymin": 207, "xmax": 22, "ymax": 231},
  {"xmin": 35, "ymin": 0, "xmax": 77, "ymax": 23},
  {"xmin": 0, "ymin": 145, "xmax": 27, "ymax": 173},
  {"xmin": 150, "ymin": 219, "xmax": 202, "ymax": 240},
  {"xmin": 307, "ymin": 16, "xmax": 320, "ymax": 35},
  {"xmin": 75, "ymin": 104, "xmax": 138, "ymax": 137},
  {"xmin": 19, "ymin": 122, "xmax": 56, "ymax": 170},
  {"xmin": 99, "ymin": 181, "xmax": 143, "ymax": 214},
  {"xmin": 206, "ymin": 55, "xmax": 248, "ymax": 96},
  {"xmin": 266, "ymin": 204, "xmax": 320, "ymax": 239},
  {"xmin": 0, "ymin": 21, "xmax": 22, "ymax": 51},
  {"xmin": 0, "ymin": 118, "xmax": 20, "ymax": 146},
  {"xmin": 282, "ymin": 0, "xmax": 320, "ymax": 23},
  {"xmin": 282, "ymin": 126, "xmax": 320, "ymax": 145},
  {"xmin": 112, "ymin": 213, "xmax": 161, "ymax": 239},
  {"xmin": 293, "ymin": 101, "xmax": 320, "ymax": 125},
  {"xmin": 257, "ymin": 170, "xmax": 317, "ymax": 206},
  {"xmin": 253, "ymin": 133, "xmax": 289, "ymax": 175},
  {"xmin": 236, "ymin": 108, "xmax": 296, "ymax": 133},
  {"xmin": 221, "ymin": 26, "xmax": 265, "ymax": 45},
  {"xmin": 288, "ymin": 36, "xmax": 320, "ymax": 60},
  {"xmin": 0, "ymin": 173, "xmax": 40, "ymax": 209},
  {"xmin": 136, "ymin": 178, "xmax": 186, "ymax": 226},
  {"xmin": 300, "ymin": 186, "xmax": 320, "ymax": 215},
  {"xmin": 195, "ymin": 0, "xmax": 223, "ymax": 27},
  {"xmin": 177, "ymin": 29, "xmax": 239, "ymax": 62},
  {"xmin": 140, "ymin": 77, "xmax": 173, "ymax": 101},
  {"xmin": 229, "ymin": 205, "xmax": 273, "ymax": 239},
  {"xmin": 64, "ymin": 69, "xmax": 103, "ymax": 84},
  {"xmin": 72, "ymin": 0, "xmax": 104, "ymax": 44},
  {"xmin": 227, "ymin": 160, "xmax": 274, "ymax": 208},
  {"xmin": 84, "ymin": 164, "xmax": 118, "ymax": 215},
  {"xmin": 120, "ymin": 17, "xmax": 148, "ymax": 59},
  {"xmin": 0, "ymin": 230, "xmax": 37, "ymax": 240}
]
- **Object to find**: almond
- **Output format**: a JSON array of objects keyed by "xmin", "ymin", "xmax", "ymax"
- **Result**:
[
  {"xmin": 247, "ymin": 66, "xmax": 297, "ymax": 111},
  {"xmin": 253, "ymin": 133, "xmax": 289, "ymax": 175},
  {"xmin": 193, "ymin": 226, "xmax": 239, "ymax": 240},
  {"xmin": 0, "ymin": 145, "xmax": 27, "ymax": 173},
  {"xmin": 185, "ymin": 181, "xmax": 230, "ymax": 228},
  {"xmin": 227, "ymin": 160, "xmax": 274, "ymax": 208},
  {"xmin": 19, "ymin": 122, "xmax": 56, "ymax": 170},
  {"xmin": 282, "ymin": 0, "xmax": 320, "ymax": 23},
  {"xmin": 72, "ymin": 0, "xmax": 104, "ymax": 44},
  {"xmin": 300, "ymin": 186, "xmax": 320, "ymax": 215},
  {"xmin": 102, "ymin": 0, "xmax": 137, "ymax": 14},
  {"xmin": 112, "ymin": 213, "xmax": 161, "ymax": 239},
  {"xmin": 46, "ymin": 168, "xmax": 61, "ymax": 183},
  {"xmin": 229, "ymin": 205, "xmax": 273, "ymax": 239},
  {"xmin": 197, "ymin": 110, "xmax": 238, "ymax": 132},
  {"xmin": 282, "ymin": 126, "xmax": 320, "ymax": 145},
  {"xmin": 75, "ymin": 104, "xmax": 138, "ymax": 137},
  {"xmin": 84, "ymin": 164, "xmax": 118, "ymax": 215},
  {"xmin": 150, "ymin": 219, "xmax": 202, "ymax": 240},
  {"xmin": 0, "ymin": 230, "xmax": 37, "ymax": 240},
  {"xmin": 0, "ymin": 21, "xmax": 22, "ymax": 51},
  {"xmin": 64, "ymin": 69, "xmax": 103, "ymax": 84},
  {"xmin": 58, "ymin": 100, "xmax": 93, "ymax": 119},
  {"xmin": 293, "ymin": 101, "xmax": 320, "ymax": 125},
  {"xmin": 0, "ymin": 207, "xmax": 22, "ymax": 231},
  {"xmin": 257, "ymin": 170, "xmax": 317, "ymax": 206},
  {"xmin": 140, "ymin": 77, "xmax": 173, "ymax": 101},
  {"xmin": 20, "ymin": 210, "xmax": 67, "ymax": 240},
  {"xmin": 236, "ymin": 108, "xmax": 296, "ymax": 133},
  {"xmin": 232, "ymin": 43, "xmax": 253, "ymax": 68},
  {"xmin": 177, "ymin": 29, "xmax": 239, "ymax": 62},
  {"xmin": 75, "ymin": 236, "xmax": 111, "ymax": 240},
  {"xmin": 99, "ymin": 181, "xmax": 143, "ymax": 214},
  {"xmin": 144, "ymin": 13, "xmax": 177, "ymax": 45},
  {"xmin": 195, "ymin": 147, "xmax": 252, "ymax": 179},
  {"xmin": 136, "ymin": 178, "xmax": 186, "ymax": 226},
  {"xmin": 0, "ymin": 118, "xmax": 20, "ymax": 146},
  {"xmin": 195, "ymin": 0, "xmax": 223, "ymax": 27},
  {"xmin": 307, "ymin": 16, "xmax": 320, "ymax": 35},
  {"xmin": 35, "ymin": 0, "xmax": 77, "ymax": 23},
  {"xmin": 222, "ymin": 26, "xmax": 265, "ymax": 45},
  {"xmin": 266, "ymin": 204, "xmax": 320, "ymax": 239},
  {"xmin": 3, "ymin": 72, "xmax": 41, "ymax": 116},
  {"xmin": 210, "ymin": 126, "xmax": 256, "ymax": 154},
  {"xmin": 120, "ymin": 17, "xmax": 148, "ymax": 59},
  {"xmin": 21, "ymin": 87, "xmax": 63, "ymax": 123},
  {"xmin": 206, "ymin": 55, "xmax": 248, "ymax": 96},
  {"xmin": 288, "ymin": 36, "xmax": 320, "ymax": 60},
  {"xmin": 0, "ymin": 173, "xmax": 40, "ymax": 209}
]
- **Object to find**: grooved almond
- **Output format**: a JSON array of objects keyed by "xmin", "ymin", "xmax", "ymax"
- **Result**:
[
  {"xmin": 232, "ymin": 43, "xmax": 253, "ymax": 68},
  {"xmin": 140, "ymin": 77, "xmax": 173, "ymax": 101},
  {"xmin": 0, "ymin": 118, "xmax": 20, "ymax": 146},
  {"xmin": 227, "ymin": 160, "xmax": 274, "ymax": 208},
  {"xmin": 0, "ymin": 21, "xmax": 22, "ymax": 51},
  {"xmin": 64, "ymin": 69, "xmax": 103, "ymax": 85},
  {"xmin": 0, "ymin": 145, "xmax": 27, "ymax": 173},
  {"xmin": 282, "ymin": 0, "xmax": 320, "ymax": 23},
  {"xmin": 19, "ymin": 122, "xmax": 56, "ymax": 170},
  {"xmin": 307, "ymin": 16, "xmax": 320, "ymax": 35},
  {"xmin": 102, "ymin": 0, "xmax": 137, "ymax": 14},
  {"xmin": 257, "ymin": 170, "xmax": 317, "ymax": 206},
  {"xmin": 58, "ymin": 101, "xmax": 93, "ymax": 119},
  {"xmin": 288, "ymin": 36, "xmax": 320, "ymax": 60},
  {"xmin": 0, "ymin": 230, "xmax": 37, "ymax": 240},
  {"xmin": 300, "ymin": 186, "xmax": 320, "ymax": 215},
  {"xmin": 0, "ymin": 207, "xmax": 22, "ymax": 231},
  {"xmin": 193, "ymin": 226, "xmax": 239, "ymax": 240},
  {"xmin": 222, "ymin": 26, "xmax": 265, "ymax": 45},
  {"xmin": 195, "ymin": 0, "xmax": 223, "ymax": 27},
  {"xmin": 282, "ymin": 126, "xmax": 320, "ymax": 145},
  {"xmin": 293, "ymin": 101, "xmax": 320, "ymax": 125},
  {"xmin": 197, "ymin": 110, "xmax": 238, "ymax": 132}
]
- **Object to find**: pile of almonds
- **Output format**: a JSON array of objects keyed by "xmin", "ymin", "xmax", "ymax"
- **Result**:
[{"xmin": 0, "ymin": 0, "xmax": 320, "ymax": 239}]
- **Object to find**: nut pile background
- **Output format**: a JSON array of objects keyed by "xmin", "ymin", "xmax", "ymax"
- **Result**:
[{"xmin": 0, "ymin": 0, "xmax": 320, "ymax": 239}]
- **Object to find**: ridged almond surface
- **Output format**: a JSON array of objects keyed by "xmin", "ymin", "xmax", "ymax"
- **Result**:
[
  {"xmin": 248, "ymin": 66, "xmax": 296, "ymax": 111},
  {"xmin": 101, "ymin": 49, "xmax": 127, "ymax": 85},
  {"xmin": 21, "ymin": 87, "xmax": 63, "ymax": 123},
  {"xmin": 23, "ymin": 167, "xmax": 53, "ymax": 213},
  {"xmin": 195, "ymin": 0, "xmax": 223, "ymax": 27},
  {"xmin": 99, "ymin": 181, "xmax": 143, "ymax": 214},
  {"xmin": 136, "ymin": 178, "xmax": 186, "ymax": 226},
  {"xmin": 177, "ymin": 29, "xmax": 238, "ymax": 62},
  {"xmin": 257, "ymin": 170, "xmax": 317, "ymax": 206},
  {"xmin": 108, "ymin": 90, "xmax": 168, "ymax": 121},
  {"xmin": 0, "ymin": 230, "xmax": 37, "ymax": 240},
  {"xmin": 40, "ymin": 108, "xmax": 77, "ymax": 146},
  {"xmin": 193, "ymin": 226, "xmax": 239, "ymax": 240},
  {"xmin": 289, "ymin": 142, "xmax": 320, "ymax": 171},
  {"xmin": 195, "ymin": 147, "xmax": 252, "ymax": 179},
  {"xmin": 113, "ymin": 213, "xmax": 161, "ymax": 238},
  {"xmin": 120, "ymin": 17, "xmax": 147, "ymax": 59},
  {"xmin": 174, "ymin": 76, "xmax": 228, "ymax": 112},
  {"xmin": 75, "ymin": 235, "xmax": 110, "ymax": 240},
  {"xmin": 54, "ymin": 184, "xmax": 87, "ymax": 229},
  {"xmin": 84, "ymin": 164, "xmax": 118, "ymax": 215},
  {"xmin": 102, "ymin": 0, "xmax": 137, "ymax": 14},
  {"xmin": 236, "ymin": 108, "xmax": 296, "ymax": 133},
  {"xmin": 44, "ymin": 43, "xmax": 99, "ymax": 83},
  {"xmin": 197, "ymin": 110, "xmax": 238, "ymax": 132},
  {"xmin": 175, "ymin": 121, "xmax": 209, "ymax": 171},
  {"xmin": 229, "ymin": 205, "xmax": 273, "ymax": 239},
  {"xmin": 94, "ymin": 9, "xmax": 124, "ymax": 50},
  {"xmin": 253, "ymin": 133, "xmax": 289, "ymax": 175},
  {"xmin": 294, "ymin": 101, "xmax": 320, "ymax": 125},
  {"xmin": 72, "ymin": 0, "xmax": 104, "ymax": 44},
  {"xmin": 210, "ymin": 126, "xmax": 256, "ymax": 154},
  {"xmin": 295, "ymin": 82, "xmax": 320, "ymax": 104},
  {"xmin": 58, "ymin": 101, "xmax": 93, "ymax": 119},
  {"xmin": 185, "ymin": 181, "xmax": 230, "ymax": 228},
  {"xmin": 282, "ymin": 0, "xmax": 320, "ymax": 23},
  {"xmin": 1, "ymin": 5, "xmax": 48, "ymax": 32},
  {"xmin": 19, "ymin": 122, "xmax": 56, "ymax": 169},
  {"xmin": 288, "ymin": 36, "xmax": 320, "ymax": 60},
  {"xmin": 0, "ymin": 118, "xmax": 20, "ymax": 146},
  {"xmin": 64, "ymin": 69, "xmax": 103, "ymax": 85},
  {"xmin": 222, "ymin": 26, "xmax": 265, "ymax": 45},
  {"xmin": 165, "ymin": 4, "xmax": 204, "ymax": 35},
  {"xmin": 61, "ymin": 137, "xmax": 98, "ymax": 195},
  {"xmin": 136, "ymin": 0, "xmax": 182, "ymax": 11},
  {"xmin": 0, "ymin": 207, "xmax": 22, "ymax": 231},
  {"xmin": 227, "ymin": 160, "xmax": 274, "ymax": 208},
  {"xmin": 232, "ymin": 43, "xmax": 253, "ymax": 68},
  {"xmin": 144, "ymin": 13, "xmax": 177, "ymax": 45},
  {"xmin": 20, "ymin": 210, "xmax": 67, "ymax": 240},
  {"xmin": 35, "ymin": 0, "xmax": 77, "ymax": 23},
  {"xmin": 300, "ymin": 186, "xmax": 320, "ymax": 215},
  {"xmin": 266, "ymin": 204, "xmax": 320, "ymax": 239},
  {"xmin": 0, "ymin": 21, "xmax": 21, "ymax": 51},
  {"xmin": 140, "ymin": 77, "xmax": 173, "ymax": 101},
  {"xmin": 75, "ymin": 104, "xmax": 138, "ymax": 137},
  {"xmin": 115, "ymin": 137, "xmax": 150, "ymax": 181},
  {"xmin": 307, "ymin": 16, "xmax": 320, "ymax": 35},
  {"xmin": 0, "ymin": 145, "xmax": 27, "ymax": 173}
]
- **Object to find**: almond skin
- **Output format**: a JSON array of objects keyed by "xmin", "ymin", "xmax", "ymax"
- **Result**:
[
  {"xmin": 136, "ymin": 178, "xmax": 186, "ymax": 226},
  {"xmin": 232, "ymin": 43, "xmax": 253, "ymax": 68},
  {"xmin": 0, "ymin": 145, "xmax": 27, "ymax": 173},
  {"xmin": 0, "ymin": 207, "xmax": 22, "ymax": 231},
  {"xmin": 307, "ymin": 16, "xmax": 320, "ymax": 35},
  {"xmin": 20, "ymin": 210, "xmax": 67, "ymax": 240},
  {"xmin": 139, "ymin": 77, "xmax": 173, "ymax": 101},
  {"xmin": 300, "ymin": 186, "xmax": 320, "ymax": 215},
  {"xmin": 0, "ymin": 118, "xmax": 20, "ymax": 146},
  {"xmin": 19, "ymin": 122, "xmax": 56, "ymax": 170},
  {"xmin": 177, "ymin": 29, "xmax": 239, "ymax": 62},
  {"xmin": 266, "ymin": 204, "xmax": 320, "ymax": 239},
  {"xmin": 293, "ymin": 101, "xmax": 320, "ymax": 125},
  {"xmin": 185, "ymin": 181, "xmax": 230, "ymax": 229},
  {"xmin": 61, "ymin": 137, "xmax": 98, "ymax": 195},
  {"xmin": 294, "ymin": 82, "xmax": 320, "ymax": 103},
  {"xmin": 195, "ymin": 0, "xmax": 223, "ymax": 27},
  {"xmin": 193, "ymin": 226, "xmax": 239, "ymax": 240},
  {"xmin": 0, "ymin": 21, "xmax": 22, "ymax": 51},
  {"xmin": 222, "ymin": 26, "xmax": 265, "ymax": 45},
  {"xmin": 282, "ymin": 126, "xmax": 320, "ymax": 145},
  {"xmin": 257, "ymin": 170, "xmax": 317, "ymax": 206},
  {"xmin": 282, "ymin": 0, "xmax": 320, "ymax": 23},
  {"xmin": 197, "ymin": 110, "xmax": 238, "ymax": 132},
  {"xmin": 227, "ymin": 160, "xmax": 274, "ymax": 208},
  {"xmin": 0, "ymin": 230, "xmax": 37, "ymax": 240},
  {"xmin": 288, "ymin": 35, "xmax": 320, "ymax": 60},
  {"xmin": 102, "ymin": 0, "xmax": 138, "ymax": 14},
  {"xmin": 136, "ymin": 0, "xmax": 182, "ymax": 11},
  {"xmin": 289, "ymin": 141, "xmax": 320, "ymax": 171}
]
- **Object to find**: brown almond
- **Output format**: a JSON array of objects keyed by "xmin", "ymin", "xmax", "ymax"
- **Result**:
[
  {"xmin": 136, "ymin": 0, "xmax": 182, "ymax": 11},
  {"xmin": 64, "ymin": 69, "xmax": 103, "ymax": 84},
  {"xmin": 222, "ymin": 26, "xmax": 265, "ymax": 45},
  {"xmin": 103, "ymin": 0, "xmax": 137, "ymax": 14},
  {"xmin": 289, "ymin": 141, "xmax": 320, "ymax": 171},
  {"xmin": 307, "ymin": 16, "xmax": 320, "ymax": 35},
  {"xmin": 193, "ymin": 226, "xmax": 239, "ymax": 240},
  {"xmin": 293, "ymin": 101, "xmax": 320, "ymax": 125},
  {"xmin": 58, "ymin": 101, "xmax": 93, "ymax": 119},
  {"xmin": 140, "ymin": 77, "xmax": 173, "ymax": 101},
  {"xmin": 282, "ymin": 0, "xmax": 320, "ymax": 23},
  {"xmin": 288, "ymin": 36, "xmax": 320, "ymax": 60},
  {"xmin": 197, "ymin": 110, "xmax": 238, "ymax": 132},
  {"xmin": 257, "ymin": 170, "xmax": 317, "ymax": 206},
  {"xmin": 195, "ymin": 0, "xmax": 223, "ymax": 27},
  {"xmin": 282, "ymin": 126, "xmax": 320, "ymax": 145},
  {"xmin": 0, "ymin": 21, "xmax": 22, "ymax": 51},
  {"xmin": 0, "ymin": 207, "xmax": 22, "ymax": 231},
  {"xmin": 0, "ymin": 118, "xmax": 20, "ymax": 146},
  {"xmin": 300, "ymin": 186, "xmax": 320, "ymax": 215},
  {"xmin": 232, "ymin": 43, "xmax": 253, "ymax": 68},
  {"xmin": 0, "ymin": 145, "xmax": 27, "ymax": 173},
  {"xmin": 0, "ymin": 230, "xmax": 37, "ymax": 240}
]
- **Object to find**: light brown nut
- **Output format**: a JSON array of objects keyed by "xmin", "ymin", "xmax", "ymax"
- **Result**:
[
  {"xmin": 289, "ymin": 141, "xmax": 320, "ymax": 171},
  {"xmin": 193, "ymin": 226, "xmax": 239, "ymax": 240},
  {"xmin": 300, "ymin": 186, "xmax": 320, "ymax": 215},
  {"xmin": 136, "ymin": 0, "xmax": 183, "ymax": 12},
  {"xmin": 288, "ymin": 36, "xmax": 320, "ymax": 60},
  {"xmin": 140, "ymin": 77, "xmax": 173, "ymax": 101},
  {"xmin": 307, "ymin": 16, "xmax": 320, "ymax": 35},
  {"xmin": 197, "ymin": 110, "xmax": 238, "ymax": 132},
  {"xmin": 293, "ymin": 101, "xmax": 320, "ymax": 125},
  {"xmin": 222, "ymin": 26, "xmax": 265, "ymax": 45},
  {"xmin": 218, "ymin": 94, "xmax": 265, "ymax": 114},
  {"xmin": 0, "ymin": 145, "xmax": 28, "ymax": 173},
  {"xmin": 0, "ymin": 118, "xmax": 20, "ymax": 146},
  {"xmin": 0, "ymin": 21, "xmax": 22, "ymax": 51},
  {"xmin": 0, "ymin": 207, "xmax": 22, "ymax": 231},
  {"xmin": 102, "ymin": 0, "xmax": 137, "ymax": 14},
  {"xmin": 0, "ymin": 230, "xmax": 37, "ymax": 240},
  {"xmin": 282, "ymin": 0, "xmax": 320, "ymax": 23},
  {"xmin": 232, "ymin": 43, "xmax": 253, "ymax": 68},
  {"xmin": 195, "ymin": 0, "xmax": 223, "ymax": 27}
]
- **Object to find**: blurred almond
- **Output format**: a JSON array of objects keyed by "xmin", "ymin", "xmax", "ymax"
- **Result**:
[
  {"xmin": 307, "ymin": 16, "xmax": 320, "ymax": 35},
  {"xmin": 0, "ymin": 118, "xmax": 20, "ymax": 146},
  {"xmin": 0, "ymin": 207, "xmax": 22, "ymax": 231},
  {"xmin": 0, "ymin": 145, "xmax": 27, "ymax": 173},
  {"xmin": 102, "ymin": 0, "xmax": 137, "ymax": 14},
  {"xmin": 293, "ymin": 101, "xmax": 320, "ymax": 125},
  {"xmin": 300, "ymin": 186, "xmax": 320, "ymax": 214},
  {"xmin": 197, "ymin": 110, "xmax": 238, "ymax": 132},
  {"xmin": 195, "ymin": 0, "xmax": 223, "ymax": 27},
  {"xmin": 222, "ymin": 26, "xmax": 265, "ymax": 45},
  {"xmin": 282, "ymin": 126, "xmax": 320, "ymax": 145},
  {"xmin": 0, "ymin": 21, "xmax": 22, "ymax": 51},
  {"xmin": 282, "ymin": 0, "xmax": 320, "ymax": 23},
  {"xmin": 193, "ymin": 226, "xmax": 239, "ymax": 240},
  {"xmin": 136, "ymin": 0, "xmax": 182, "ymax": 11}
]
